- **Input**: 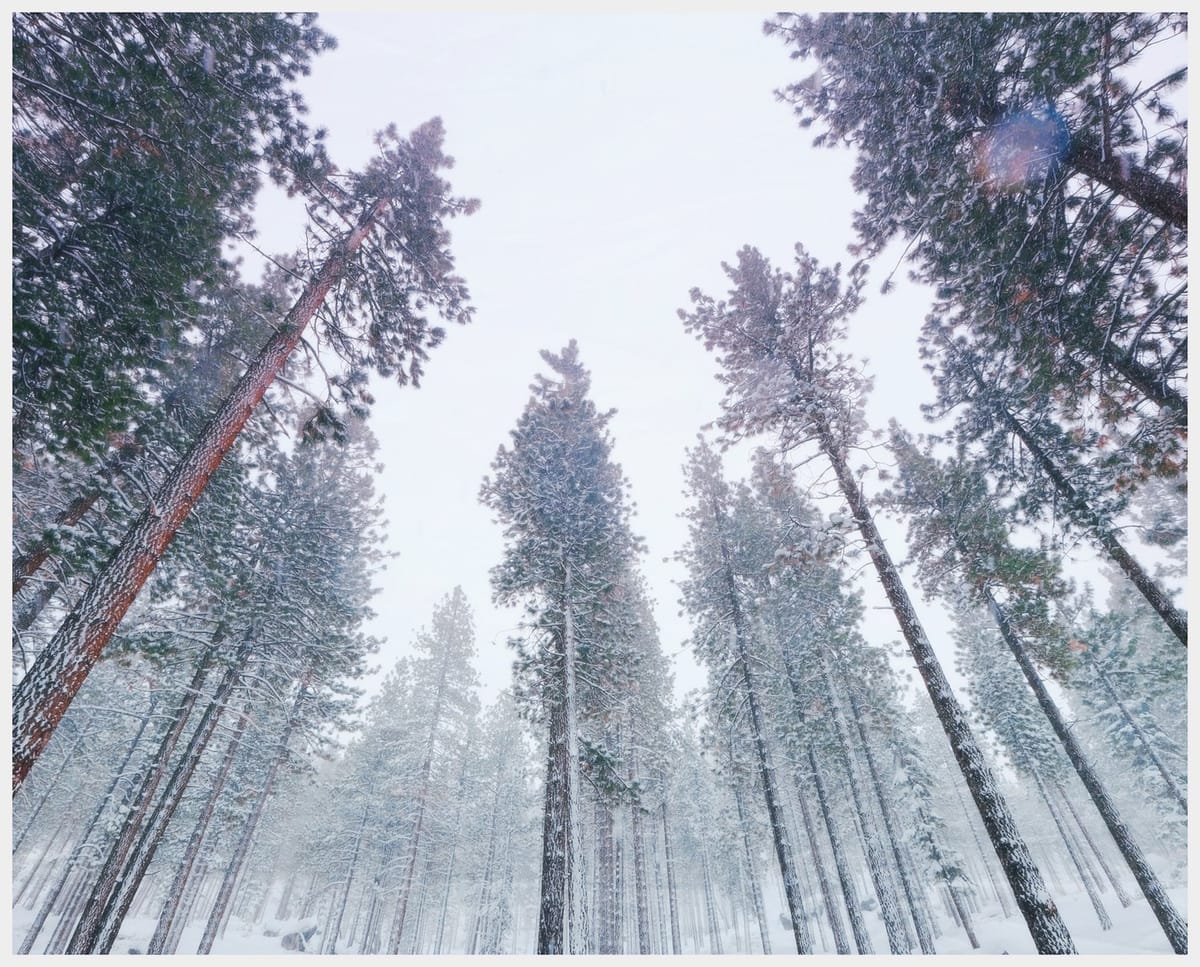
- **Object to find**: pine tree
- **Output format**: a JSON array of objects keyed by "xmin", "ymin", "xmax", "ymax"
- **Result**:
[
  {"xmin": 680, "ymin": 243, "xmax": 1075, "ymax": 953},
  {"xmin": 480, "ymin": 342, "xmax": 642, "ymax": 954},
  {"xmin": 887, "ymin": 426, "xmax": 1187, "ymax": 951},
  {"xmin": 12, "ymin": 119, "xmax": 475, "ymax": 791}
]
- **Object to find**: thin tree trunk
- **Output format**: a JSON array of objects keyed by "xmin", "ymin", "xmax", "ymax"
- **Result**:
[
  {"xmin": 713, "ymin": 506, "xmax": 812, "ymax": 953},
  {"xmin": 730, "ymin": 778, "xmax": 771, "ymax": 954},
  {"xmin": 950, "ymin": 770, "xmax": 1015, "ymax": 919},
  {"xmin": 817, "ymin": 642, "xmax": 913, "ymax": 953},
  {"xmin": 18, "ymin": 704, "xmax": 153, "ymax": 954},
  {"xmin": 769, "ymin": 612, "xmax": 853, "ymax": 954},
  {"xmin": 76, "ymin": 650, "xmax": 246, "ymax": 953},
  {"xmin": 433, "ymin": 745, "xmax": 472, "ymax": 955},
  {"xmin": 14, "ymin": 813, "xmax": 72, "ymax": 908},
  {"xmin": 793, "ymin": 773, "xmax": 849, "ymax": 953},
  {"xmin": 12, "ymin": 440, "xmax": 142, "ymax": 596},
  {"xmin": 650, "ymin": 821, "xmax": 669, "ymax": 954},
  {"xmin": 148, "ymin": 707, "xmax": 249, "ymax": 953},
  {"xmin": 1089, "ymin": 648, "xmax": 1187, "ymax": 812},
  {"xmin": 13, "ymin": 724, "xmax": 88, "ymax": 853},
  {"xmin": 12, "ymin": 197, "xmax": 390, "ymax": 792},
  {"xmin": 659, "ymin": 800, "xmax": 682, "ymax": 954},
  {"xmin": 984, "ymin": 590, "xmax": 1186, "ymax": 951},
  {"xmin": 815, "ymin": 419, "xmax": 1075, "ymax": 953},
  {"xmin": 43, "ymin": 866, "xmax": 90, "ymax": 953},
  {"xmin": 949, "ymin": 883, "xmax": 980, "ymax": 949},
  {"xmin": 65, "ymin": 641, "xmax": 222, "ymax": 951},
  {"xmin": 1033, "ymin": 769, "xmax": 1111, "ymax": 930},
  {"xmin": 700, "ymin": 847, "xmax": 722, "ymax": 954},
  {"xmin": 1055, "ymin": 779, "xmax": 1132, "ymax": 906},
  {"xmin": 994, "ymin": 400, "xmax": 1186, "ymax": 646},
  {"xmin": 325, "ymin": 792, "xmax": 374, "ymax": 954},
  {"xmin": 596, "ymin": 798, "xmax": 617, "ymax": 954},
  {"xmin": 844, "ymin": 685, "xmax": 936, "ymax": 954},
  {"xmin": 197, "ymin": 695, "xmax": 299, "ymax": 954},
  {"xmin": 809, "ymin": 744, "xmax": 873, "ymax": 953}
]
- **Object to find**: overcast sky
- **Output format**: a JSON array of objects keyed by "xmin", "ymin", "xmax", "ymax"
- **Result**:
[{"xmin": 243, "ymin": 13, "xmax": 1026, "ymax": 708}]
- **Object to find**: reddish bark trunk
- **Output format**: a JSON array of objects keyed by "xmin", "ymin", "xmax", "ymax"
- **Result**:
[{"xmin": 12, "ymin": 198, "xmax": 388, "ymax": 793}]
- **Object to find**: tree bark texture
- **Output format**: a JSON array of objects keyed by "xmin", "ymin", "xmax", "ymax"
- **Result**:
[
  {"xmin": 817, "ymin": 420, "xmax": 1076, "ymax": 953},
  {"xmin": 985, "ymin": 591, "xmax": 1187, "ymax": 952},
  {"xmin": 12, "ymin": 197, "xmax": 389, "ymax": 792}
]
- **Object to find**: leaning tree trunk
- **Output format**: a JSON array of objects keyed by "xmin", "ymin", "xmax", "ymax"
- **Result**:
[
  {"xmin": 986, "ymin": 391, "xmax": 1187, "ymax": 647},
  {"xmin": 815, "ymin": 418, "xmax": 1076, "ymax": 953},
  {"xmin": 816, "ymin": 641, "xmax": 913, "ymax": 953},
  {"xmin": 770, "ymin": 613, "xmax": 860, "ymax": 954},
  {"xmin": 65, "ymin": 641, "xmax": 222, "ymax": 951},
  {"xmin": 1032, "ymin": 769, "xmax": 1112, "ymax": 931},
  {"xmin": 148, "ymin": 707, "xmax": 249, "ymax": 954},
  {"xmin": 18, "ymin": 703, "xmax": 153, "ymax": 954},
  {"xmin": 794, "ymin": 769, "xmax": 850, "ymax": 954},
  {"xmin": 1054, "ymin": 779, "xmax": 1131, "ymax": 906},
  {"xmin": 12, "ymin": 439, "xmax": 142, "ymax": 597},
  {"xmin": 11, "ymin": 196, "xmax": 390, "ymax": 792},
  {"xmin": 843, "ymin": 684, "xmax": 936, "ymax": 954},
  {"xmin": 984, "ymin": 590, "xmax": 1186, "ymax": 951},
  {"xmin": 1087, "ymin": 647, "xmax": 1187, "ymax": 814},
  {"xmin": 808, "ymin": 744, "xmax": 873, "ymax": 953},
  {"xmin": 197, "ymin": 691, "xmax": 301, "ymax": 954},
  {"xmin": 730, "ymin": 776, "xmax": 771, "ymax": 955},
  {"xmin": 76, "ymin": 649, "xmax": 246, "ymax": 954}
]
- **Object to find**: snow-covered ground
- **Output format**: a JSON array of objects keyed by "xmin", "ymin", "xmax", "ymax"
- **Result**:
[{"xmin": 13, "ymin": 882, "xmax": 1186, "ymax": 955}]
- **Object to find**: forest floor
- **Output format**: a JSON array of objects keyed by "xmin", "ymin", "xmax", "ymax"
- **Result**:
[{"xmin": 11, "ymin": 881, "xmax": 1187, "ymax": 955}]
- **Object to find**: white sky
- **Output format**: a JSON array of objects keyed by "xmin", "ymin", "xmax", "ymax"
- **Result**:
[{"xmin": 240, "ymin": 12, "xmax": 1131, "ymax": 710}]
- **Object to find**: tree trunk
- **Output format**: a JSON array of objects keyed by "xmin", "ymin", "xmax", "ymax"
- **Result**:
[
  {"xmin": 536, "ymin": 669, "xmax": 570, "ymax": 954},
  {"xmin": 817, "ymin": 642, "xmax": 913, "ymax": 953},
  {"xmin": 197, "ymin": 695, "xmax": 299, "ymax": 954},
  {"xmin": 11, "ymin": 197, "xmax": 390, "ymax": 792},
  {"xmin": 770, "ymin": 612, "xmax": 856, "ymax": 954},
  {"xmin": 65, "ymin": 641, "xmax": 222, "ymax": 951},
  {"xmin": 596, "ymin": 798, "xmax": 618, "ymax": 954},
  {"xmin": 713, "ymin": 509, "xmax": 812, "ymax": 953},
  {"xmin": 730, "ymin": 778, "xmax": 771, "ymax": 954},
  {"xmin": 1067, "ymin": 132, "xmax": 1187, "ymax": 231},
  {"xmin": 148, "ymin": 706, "xmax": 249, "ymax": 953},
  {"xmin": 844, "ymin": 685, "xmax": 937, "ymax": 953},
  {"xmin": 659, "ymin": 800, "xmax": 682, "ymax": 955},
  {"xmin": 699, "ymin": 846, "xmax": 723, "ymax": 954},
  {"xmin": 808, "ymin": 744, "xmax": 873, "ymax": 953},
  {"xmin": 1033, "ymin": 769, "xmax": 1111, "ymax": 930},
  {"xmin": 1088, "ymin": 648, "xmax": 1187, "ymax": 813},
  {"xmin": 12, "ymin": 439, "xmax": 142, "ymax": 596},
  {"xmin": 13, "ymin": 724, "xmax": 88, "ymax": 853},
  {"xmin": 948, "ymin": 883, "xmax": 980, "ymax": 949},
  {"xmin": 562, "ymin": 559, "xmax": 585, "ymax": 953},
  {"xmin": 18, "ymin": 704, "xmax": 153, "ymax": 954},
  {"xmin": 816, "ymin": 419, "xmax": 1075, "ymax": 953},
  {"xmin": 1055, "ymin": 779, "xmax": 1131, "ymax": 906},
  {"xmin": 985, "ymin": 590, "xmax": 1186, "ymax": 951},
  {"xmin": 76, "ymin": 650, "xmax": 245, "ymax": 953},
  {"xmin": 326, "ymin": 793, "xmax": 374, "ymax": 955},
  {"xmin": 794, "ymin": 769, "xmax": 850, "ymax": 954},
  {"xmin": 995, "ymin": 402, "xmax": 1186, "ymax": 647}
]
